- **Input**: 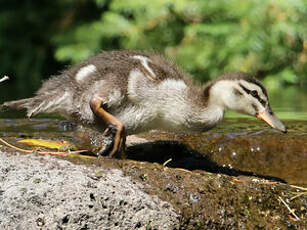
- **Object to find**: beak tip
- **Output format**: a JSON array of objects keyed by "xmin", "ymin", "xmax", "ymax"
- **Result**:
[
  {"xmin": 256, "ymin": 112, "xmax": 287, "ymax": 134},
  {"xmin": 274, "ymin": 124, "xmax": 287, "ymax": 133}
]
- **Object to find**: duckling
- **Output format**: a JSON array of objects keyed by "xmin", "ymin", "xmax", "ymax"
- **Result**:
[{"xmin": 3, "ymin": 50, "xmax": 286, "ymax": 157}]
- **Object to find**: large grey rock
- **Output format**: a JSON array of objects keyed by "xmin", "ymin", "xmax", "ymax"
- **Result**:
[{"xmin": 0, "ymin": 151, "xmax": 180, "ymax": 230}]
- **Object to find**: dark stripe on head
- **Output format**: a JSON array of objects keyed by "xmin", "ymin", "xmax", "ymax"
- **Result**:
[
  {"xmin": 244, "ymin": 78, "xmax": 268, "ymax": 97},
  {"xmin": 239, "ymin": 83, "xmax": 267, "ymax": 107},
  {"xmin": 217, "ymin": 72, "xmax": 268, "ymax": 97},
  {"xmin": 238, "ymin": 83, "xmax": 251, "ymax": 95}
]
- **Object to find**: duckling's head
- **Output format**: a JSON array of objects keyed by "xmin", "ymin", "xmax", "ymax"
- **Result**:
[{"xmin": 206, "ymin": 72, "xmax": 287, "ymax": 133}]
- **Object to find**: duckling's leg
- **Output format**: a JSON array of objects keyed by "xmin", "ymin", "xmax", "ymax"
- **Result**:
[{"xmin": 90, "ymin": 96, "xmax": 126, "ymax": 158}]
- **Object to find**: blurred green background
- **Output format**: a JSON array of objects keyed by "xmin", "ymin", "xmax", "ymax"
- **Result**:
[{"xmin": 0, "ymin": 0, "xmax": 307, "ymax": 118}]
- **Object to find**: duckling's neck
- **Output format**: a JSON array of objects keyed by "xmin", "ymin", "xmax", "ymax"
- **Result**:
[
  {"xmin": 182, "ymin": 82, "xmax": 226, "ymax": 132},
  {"xmin": 185, "ymin": 101, "xmax": 225, "ymax": 133},
  {"xmin": 161, "ymin": 84, "xmax": 225, "ymax": 133}
]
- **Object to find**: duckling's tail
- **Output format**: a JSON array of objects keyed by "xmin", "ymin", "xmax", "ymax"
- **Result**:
[
  {"xmin": 2, "ymin": 92, "xmax": 70, "ymax": 118},
  {"xmin": 2, "ymin": 97, "xmax": 43, "ymax": 118}
]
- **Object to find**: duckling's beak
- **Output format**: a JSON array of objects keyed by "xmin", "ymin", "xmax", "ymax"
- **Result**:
[{"xmin": 256, "ymin": 109, "xmax": 287, "ymax": 133}]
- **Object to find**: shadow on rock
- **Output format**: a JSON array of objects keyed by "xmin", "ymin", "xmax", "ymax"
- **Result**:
[{"xmin": 126, "ymin": 140, "xmax": 286, "ymax": 183}]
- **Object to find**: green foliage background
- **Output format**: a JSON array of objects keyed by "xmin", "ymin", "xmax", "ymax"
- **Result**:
[{"xmin": 0, "ymin": 0, "xmax": 306, "ymax": 101}]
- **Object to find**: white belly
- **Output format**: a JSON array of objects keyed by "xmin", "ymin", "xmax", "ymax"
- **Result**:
[
  {"xmin": 115, "ymin": 102, "xmax": 196, "ymax": 134},
  {"xmin": 115, "ymin": 104, "xmax": 159, "ymax": 134}
]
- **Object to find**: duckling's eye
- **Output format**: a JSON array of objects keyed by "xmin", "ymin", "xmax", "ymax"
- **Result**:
[{"xmin": 250, "ymin": 90, "xmax": 258, "ymax": 97}]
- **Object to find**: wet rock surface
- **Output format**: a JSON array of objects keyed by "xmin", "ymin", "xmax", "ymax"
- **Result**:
[
  {"xmin": 0, "ymin": 118, "xmax": 307, "ymax": 229},
  {"xmin": 133, "ymin": 119, "xmax": 307, "ymax": 186},
  {"xmin": 119, "ymin": 160, "xmax": 307, "ymax": 229}
]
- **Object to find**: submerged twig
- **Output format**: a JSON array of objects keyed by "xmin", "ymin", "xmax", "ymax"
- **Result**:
[
  {"xmin": 0, "ymin": 75, "xmax": 9, "ymax": 83},
  {"xmin": 278, "ymin": 196, "xmax": 300, "ymax": 221},
  {"xmin": 290, "ymin": 192, "xmax": 307, "ymax": 201},
  {"xmin": 289, "ymin": 184, "xmax": 307, "ymax": 200},
  {"xmin": 290, "ymin": 184, "xmax": 307, "ymax": 191},
  {"xmin": 0, "ymin": 138, "xmax": 33, "ymax": 153},
  {"xmin": 0, "ymin": 137, "xmax": 88, "ymax": 157}
]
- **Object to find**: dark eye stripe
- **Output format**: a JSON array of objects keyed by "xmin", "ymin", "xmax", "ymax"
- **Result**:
[
  {"xmin": 239, "ymin": 83, "xmax": 266, "ymax": 107},
  {"xmin": 239, "ymin": 83, "xmax": 251, "ymax": 94},
  {"xmin": 245, "ymin": 79, "xmax": 268, "ymax": 97}
]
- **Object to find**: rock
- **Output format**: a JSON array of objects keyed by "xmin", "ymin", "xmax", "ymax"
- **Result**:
[
  {"xmin": 0, "ymin": 151, "xmax": 180, "ymax": 229},
  {"xmin": 118, "ymin": 153, "xmax": 307, "ymax": 229},
  {"xmin": 1, "ymin": 146, "xmax": 306, "ymax": 229}
]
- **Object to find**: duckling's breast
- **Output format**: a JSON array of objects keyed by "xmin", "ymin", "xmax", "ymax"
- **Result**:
[{"xmin": 117, "ymin": 73, "xmax": 193, "ymax": 134}]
